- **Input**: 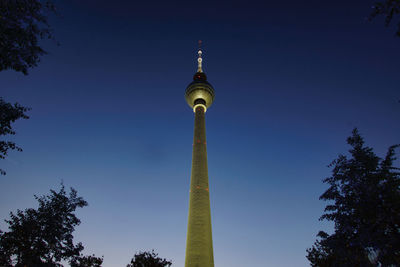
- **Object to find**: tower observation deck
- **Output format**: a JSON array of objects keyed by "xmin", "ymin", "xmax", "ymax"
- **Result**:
[{"xmin": 184, "ymin": 46, "xmax": 215, "ymax": 267}]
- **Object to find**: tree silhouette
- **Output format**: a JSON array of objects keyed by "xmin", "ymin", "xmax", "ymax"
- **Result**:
[
  {"xmin": 0, "ymin": 97, "xmax": 30, "ymax": 175},
  {"xmin": 0, "ymin": 0, "xmax": 57, "ymax": 75},
  {"xmin": 70, "ymin": 254, "xmax": 103, "ymax": 267},
  {"xmin": 127, "ymin": 250, "xmax": 172, "ymax": 267},
  {"xmin": 0, "ymin": 184, "xmax": 103, "ymax": 266},
  {"xmin": 307, "ymin": 129, "xmax": 400, "ymax": 266},
  {"xmin": 369, "ymin": 0, "xmax": 400, "ymax": 37}
]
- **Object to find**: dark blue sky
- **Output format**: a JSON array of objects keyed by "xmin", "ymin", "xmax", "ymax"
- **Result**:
[{"xmin": 1, "ymin": 0, "xmax": 399, "ymax": 266}]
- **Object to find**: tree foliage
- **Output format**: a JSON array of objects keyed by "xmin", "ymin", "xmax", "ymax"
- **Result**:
[
  {"xmin": 127, "ymin": 250, "xmax": 172, "ymax": 267},
  {"xmin": 0, "ymin": 184, "xmax": 103, "ymax": 266},
  {"xmin": 70, "ymin": 254, "xmax": 104, "ymax": 267},
  {"xmin": 369, "ymin": 0, "xmax": 400, "ymax": 37},
  {"xmin": 0, "ymin": 97, "xmax": 30, "ymax": 175},
  {"xmin": 307, "ymin": 129, "xmax": 400, "ymax": 266},
  {"xmin": 0, "ymin": 0, "xmax": 57, "ymax": 75}
]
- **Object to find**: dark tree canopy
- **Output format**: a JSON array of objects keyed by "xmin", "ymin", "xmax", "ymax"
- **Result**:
[
  {"xmin": 0, "ymin": 97, "xmax": 30, "ymax": 175},
  {"xmin": 70, "ymin": 254, "xmax": 104, "ymax": 267},
  {"xmin": 369, "ymin": 0, "xmax": 400, "ymax": 37},
  {"xmin": 127, "ymin": 250, "xmax": 172, "ymax": 267},
  {"xmin": 0, "ymin": 0, "xmax": 57, "ymax": 75},
  {"xmin": 307, "ymin": 129, "xmax": 400, "ymax": 266},
  {"xmin": 0, "ymin": 184, "xmax": 103, "ymax": 266}
]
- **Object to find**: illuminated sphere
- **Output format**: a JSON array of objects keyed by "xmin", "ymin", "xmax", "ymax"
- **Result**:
[{"xmin": 185, "ymin": 72, "xmax": 215, "ymax": 109}]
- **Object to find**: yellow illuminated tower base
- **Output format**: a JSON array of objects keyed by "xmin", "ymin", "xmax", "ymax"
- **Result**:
[{"xmin": 185, "ymin": 47, "xmax": 215, "ymax": 267}]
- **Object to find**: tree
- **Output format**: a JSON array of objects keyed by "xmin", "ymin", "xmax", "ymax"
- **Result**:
[
  {"xmin": 0, "ymin": 0, "xmax": 57, "ymax": 75},
  {"xmin": 70, "ymin": 254, "xmax": 104, "ymax": 267},
  {"xmin": 127, "ymin": 250, "xmax": 172, "ymax": 267},
  {"xmin": 0, "ymin": 97, "xmax": 30, "ymax": 175},
  {"xmin": 0, "ymin": 184, "xmax": 103, "ymax": 266},
  {"xmin": 307, "ymin": 129, "xmax": 400, "ymax": 266},
  {"xmin": 369, "ymin": 0, "xmax": 400, "ymax": 37}
]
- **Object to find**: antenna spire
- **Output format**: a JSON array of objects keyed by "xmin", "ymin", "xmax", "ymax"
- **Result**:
[{"xmin": 197, "ymin": 40, "xmax": 203, "ymax": 73}]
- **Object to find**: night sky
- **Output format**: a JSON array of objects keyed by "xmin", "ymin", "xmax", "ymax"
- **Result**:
[{"xmin": 1, "ymin": 0, "xmax": 399, "ymax": 266}]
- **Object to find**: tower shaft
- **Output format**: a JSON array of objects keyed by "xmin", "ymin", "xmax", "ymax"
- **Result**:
[{"xmin": 185, "ymin": 106, "xmax": 214, "ymax": 267}]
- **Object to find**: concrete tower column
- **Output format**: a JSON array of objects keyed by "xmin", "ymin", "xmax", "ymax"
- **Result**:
[{"xmin": 185, "ymin": 105, "xmax": 214, "ymax": 267}]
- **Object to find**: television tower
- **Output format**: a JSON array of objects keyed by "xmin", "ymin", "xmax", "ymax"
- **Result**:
[{"xmin": 184, "ymin": 42, "xmax": 215, "ymax": 267}]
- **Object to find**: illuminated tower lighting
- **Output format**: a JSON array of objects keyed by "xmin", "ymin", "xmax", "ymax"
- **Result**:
[{"xmin": 184, "ymin": 42, "xmax": 215, "ymax": 267}]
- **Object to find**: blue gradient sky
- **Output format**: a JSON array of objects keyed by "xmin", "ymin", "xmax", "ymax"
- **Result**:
[{"xmin": 1, "ymin": 0, "xmax": 399, "ymax": 266}]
